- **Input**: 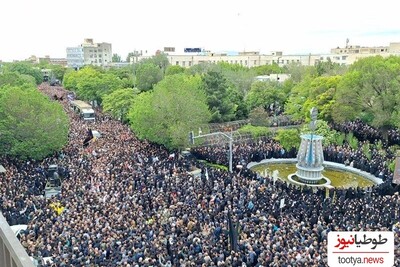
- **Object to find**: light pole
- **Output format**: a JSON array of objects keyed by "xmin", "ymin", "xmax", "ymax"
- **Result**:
[{"xmin": 190, "ymin": 130, "xmax": 234, "ymax": 173}]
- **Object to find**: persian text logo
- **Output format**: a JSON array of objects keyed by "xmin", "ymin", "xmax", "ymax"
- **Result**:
[{"xmin": 327, "ymin": 231, "xmax": 394, "ymax": 267}]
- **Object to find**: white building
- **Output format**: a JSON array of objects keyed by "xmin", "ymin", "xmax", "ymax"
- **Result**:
[
  {"xmin": 131, "ymin": 48, "xmax": 320, "ymax": 68},
  {"xmin": 130, "ymin": 42, "xmax": 400, "ymax": 68},
  {"xmin": 66, "ymin": 38, "xmax": 112, "ymax": 69},
  {"xmin": 255, "ymin": 74, "xmax": 291, "ymax": 83}
]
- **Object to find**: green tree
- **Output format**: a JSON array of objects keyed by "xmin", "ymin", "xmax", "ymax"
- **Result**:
[
  {"xmin": 238, "ymin": 124, "xmax": 271, "ymax": 138},
  {"xmin": 285, "ymin": 76, "xmax": 340, "ymax": 122},
  {"xmin": 201, "ymin": 70, "xmax": 236, "ymax": 122},
  {"xmin": 333, "ymin": 56, "xmax": 400, "ymax": 140},
  {"xmin": 185, "ymin": 62, "xmax": 214, "ymax": 76},
  {"xmin": 135, "ymin": 63, "xmax": 163, "ymax": 91},
  {"xmin": 251, "ymin": 63, "xmax": 284, "ymax": 75},
  {"xmin": 274, "ymin": 129, "xmax": 301, "ymax": 151},
  {"xmin": 0, "ymin": 86, "xmax": 69, "ymax": 159},
  {"xmin": 284, "ymin": 63, "xmax": 317, "ymax": 83},
  {"xmin": 300, "ymin": 120, "xmax": 339, "ymax": 146},
  {"xmin": 223, "ymin": 67, "xmax": 256, "ymax": 96},
  {"xmin": 165, "ymin": 65, "xmax": 185, "ymax": 76},
  {"xmin": 112, "ymin": 53, "xmax": 122, "ymax": 62},
  {"xmin": 128, "ymin": 74, "xmax": 211, "ymax": 149},
  {"xmin": 48, "ymin": 64, "xmax": 67, "ymax": 82},
  {"xmin": 138, "ymin": 53, "xmax": 170, "ymax": 73},
  {"xmin": 102, "ymin": 88, "xmax": 139, "ymax": 122},
  {"xmin": 0, "ymin": 72, "xmax": 37, "ymax": 88},
  {"xmin": 63, "ymin": 67, "xmax": 123, "ymax": 103},
  {"xmin": 150, "ymin": 53, "xmax": 170, "ymax": 71},
  {"xmin": 246, "ymin": 81, "xmax": 286, "ymax": 112},
  {"xmin": 4, "ymin": 62, "xmax": 43, "ymax": 84},
  {"xmin": 248, "ymin": 106, "xmax": 271, "ymax": 126},
  {"xmin": 315, "ymin": 58, "xmax": 348, "ymax": 77},
  {"xmin": 107, "ymin": 66, "xmax": 135, "ymax": 88}
]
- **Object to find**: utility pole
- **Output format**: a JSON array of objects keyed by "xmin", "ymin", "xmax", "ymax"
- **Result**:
[{"xmin": 190, "ymin": 130, "xmax": 234, "ymax": 173}]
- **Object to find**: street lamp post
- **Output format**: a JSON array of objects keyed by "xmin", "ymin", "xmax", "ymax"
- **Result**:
[{"xmin": 190, "ymin": 130, "xmax": 234, "ymax": 173}]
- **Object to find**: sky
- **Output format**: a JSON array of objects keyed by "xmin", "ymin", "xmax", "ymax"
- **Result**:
[{"xmin": 1, "ymin": 0, "xmax": 399, "ymax": 62}]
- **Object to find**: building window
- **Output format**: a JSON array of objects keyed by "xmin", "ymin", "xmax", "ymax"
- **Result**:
[
  {"xmin": 254, "ymin": 60, "xmax": 257, "ymax": 65},
  {"xmin": 245, "ymin": 60, "xmax": 247, "ymax": 65},
  {"xmin": 189, "ymin": 61, "xmax": 192, "ymax": 66},
  {"xmin": 176, "ymin": 61, "xmax": 179, "ymax": 65},
  {"xmin": 182, "ymin": 61, "xmax": 185, "ymax": 67}
]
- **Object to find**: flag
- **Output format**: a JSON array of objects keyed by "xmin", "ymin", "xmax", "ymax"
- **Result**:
[
  {"xmin": 83, "ymin": 129, "xmax": 94, "ymax": 148},
  {"xmin": 279, "ymin": 198, "xmax": 286, "ymax": 209},
  {"xmin": 49, "ymin": 202, "xmax": 65, "ymax": 216}
]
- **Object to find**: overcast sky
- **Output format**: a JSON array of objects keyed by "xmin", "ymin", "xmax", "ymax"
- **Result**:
[{"xmin": 1, "ymin": 0, "xmax": 399, "ymax": 62}]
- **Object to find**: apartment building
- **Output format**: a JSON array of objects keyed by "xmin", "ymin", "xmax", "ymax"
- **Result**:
[
  {"xmin": 329, "ymin": 42, "xmax": 400, "ymax": 65},
  {"xmin": 66, "ymin": 39, "xmax": 112, "ymax": 69}
]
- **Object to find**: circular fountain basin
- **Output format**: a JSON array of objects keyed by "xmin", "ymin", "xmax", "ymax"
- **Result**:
[{"xmin": 248, "ymin": 158, "xmax": 383, "ymax": 188}]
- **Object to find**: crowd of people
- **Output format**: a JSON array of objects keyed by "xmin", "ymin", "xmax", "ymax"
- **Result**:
[{"xmin": 0, "ymin": 83, "xmax": 399, "ymax": 267}]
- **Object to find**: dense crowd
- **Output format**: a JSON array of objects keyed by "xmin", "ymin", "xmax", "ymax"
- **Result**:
[{"xmin": 0, "ymin": 84, "xmax": 399, "ymax": 267}]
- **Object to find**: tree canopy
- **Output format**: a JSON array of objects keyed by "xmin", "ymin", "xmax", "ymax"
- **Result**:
[
  {"xmin": 63, "ymin": 67, "xmax": 123, "ymax": 103},
  {"xmin": 102, "ymin": 88, "xmax": 139, "ymax": 122},
  {"xmin": 128, "ymin": 74, "xmax": 210, "ymax": 149},
  {"xmin": 0, "ymin": 86, "xmax": 69, "ymax": 159},
  {"xmin": 333, "ymin": 56, "xmax": 400, "ymax": 136},
  {"xmin": 3, "ymin": 62, "xmax": 43, "ymax": 84},
  {"xmin": 285, "ymin": 76, "xmax": 340, "ymax": 122},
  {"xmin": 135, "ymin": 63, "xmax": 163, "ymax": 91},
  {"xmin": 201, "ymin": 70, "xmax": 236, "ymax": 122}
]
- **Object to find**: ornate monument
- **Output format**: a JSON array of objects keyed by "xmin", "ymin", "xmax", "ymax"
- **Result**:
[{"xmin": 288, "ymin": 107, "xmax": 331, "ymax": 186}]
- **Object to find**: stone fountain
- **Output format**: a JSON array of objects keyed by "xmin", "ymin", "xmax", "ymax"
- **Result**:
[{"xmin": 288, "ymin": 107, "xmax": 331, "ymax": 186}]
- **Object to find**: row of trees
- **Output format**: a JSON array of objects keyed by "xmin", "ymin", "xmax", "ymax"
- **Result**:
[
  {"xmin": 1, "ymin": 53, "xmax": 399, "ymax": 157},
  {"xmin": 0, "ymin": 63, "xmax": 69, "ymax": 159},
  {"xmin": 61, "ymin": 53, "xmax": 400, "ymax": 150},
  {"xmin": 285, "ymin": 56, "xmax": 400, "ymax": 140}
]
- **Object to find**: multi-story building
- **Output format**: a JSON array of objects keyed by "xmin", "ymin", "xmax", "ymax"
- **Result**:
[
  {"xmin": 26, "ymin": 55, "xmax": 67, "ymax": 67},
  {"xmin": 328, "ymin": 42, "xmax": 400, "ymax": 65},
  {"xmin": 66, "ymin": 39, "xmax": 112, "ymax": 69},
  {"xmin": 132, "ymin": 49, "xmax": 320, "ymax": 68},
  {"xmin": 66, "ymin": 46, "xmax": 84, "ymax": 69},
  {"xmin": 130, "ymin": 42, "xmax": 400, "ymax": 68}
]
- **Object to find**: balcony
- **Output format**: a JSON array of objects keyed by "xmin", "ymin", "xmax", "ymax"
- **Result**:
[{"xmin": 0, "ymin": 213, "xmax": 35, "ymax": 267}]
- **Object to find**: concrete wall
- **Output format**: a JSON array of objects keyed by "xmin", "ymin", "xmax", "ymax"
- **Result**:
[{"xmin": 0, "ymin": 213, "xmax": 34, "ymax": 267}]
